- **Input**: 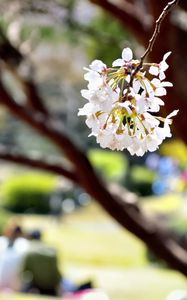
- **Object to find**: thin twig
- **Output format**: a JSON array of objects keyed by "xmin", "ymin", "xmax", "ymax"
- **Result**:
[
  {"xmin": 140, "ymin": 0, "xmax": 179, "ymax": 64},
  {"xmin": 130, "ymin": 0, "xmax": 179, "ymax": 84},
  {"xmin": 0, "ymin": 147, "xmax": 79, "ymax": 183}
]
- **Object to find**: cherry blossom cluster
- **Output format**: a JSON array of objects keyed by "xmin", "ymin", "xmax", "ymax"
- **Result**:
[{"xmin": 78, "ymin": 48, "xmax": 178, "ymax": 156}]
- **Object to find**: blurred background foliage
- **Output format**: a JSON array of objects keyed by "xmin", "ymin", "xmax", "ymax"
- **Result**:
[
  {"xmin": 0, "ymin": 173, "xmax": 57, "ymax": 213},
  {"xmin": 88, "ymin": 149, "xmax": 128, "ymax": 181}
]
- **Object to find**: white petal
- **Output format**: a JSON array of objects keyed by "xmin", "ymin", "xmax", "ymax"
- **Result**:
[
  {"xmin": 149, "ymin": 66, "xmax": 159, "ymax": 76},
  {"xmin": 132, "ymin": 79, "xmax": 141, "ymax": 93},
  {"xmin": 155, "ymin": 127, "xmax": 165, "ymax": 141},
  {"xmin": 87, "ymin": 77, "xmax": 103, "ymax": 90},
  {"xmin": 127, "ymin": 143, "xmax": 140, "ymax": 156},
  {"xmin": 151, "ymin": 78, "xmax": 160, "ymax": 87},
  {"xmin": 163, "ymin": 51, "xmax": 171, "ymax": 61},
  {"xmin": 90, "ymin": 60, "xmax": 106, "ymax": 72},
  {"xmin": 100, "ymin": 101, "xmax": 113, "ymax": 113},
  {"xmin": 136, "ymin": 97, "xmax": 147, "ymax": 114},
  {"xmin": 152, "ymin": 97, "xmax": 164, "ymax": 106},
  {"xmin": 155, "ymin": 98, "xmax": 164, "ymax": 105},
  {"xmin": 84, "ymin": 71, "xmax": 101, "ymax": 83},
  {"xmin": 144, "ymin": 79, "xmax": 154, "ymax": 94},
  {"xmin": 136, "ymin": 149, "xmax": 146, "ymax": 156},
  {"xmin": 143, "ymin": 112, "xmax": 160, "ymax": 126},
  {"xmin": 86, "ymin": 115, "xmax": 98, "ymax": 129},
  {"xmin": 161, "ymin": 81, "xmax": 173, "ymax": 87},
  {"xmin": 146, "ymin": 137, "xmax": 159, "ymax": 152},
  {"xmin": 122, "ymin": 47, "xmax": 133, "ymax": 62},
  {"xmin": 78, "ymin": 103, "xmax": 95, "ymax": 116},
  {"xmin": 97, "ymin": 130, "xmax": 114, "ymax": 148},
  {"xmin": 160, "ymin": 61, "xmax": 168, "ymax": 72},
  {"xmin": 166, "ymin": 109, "xmax": 179, "ymax": 119},
  {"xmin": 112, "ymin": 59, "xmax": 124, "ymax": 67},
  {"xmin": 116, "ymin": 133, "xmax": 132, "ymax": 148},
  {"xmin": 128, "ymin": 138, "xmax": 146, "ymax": 156},
  {"xmin": 148, "ymin": 97, "xmax": 164, "ymax": 112},
  {"xmin": 163, "ymin": 123, "xmax": 172, "ymax": 138},
  {"xmin": 155, "ymin": 87, "xmax": 167, "ymax": 96},
  {"xmin": 159, "ymin": 71, "xmax": 166, "ymax": 81},
  {"xmin": 81, "ymin": 89, "xmax": 91, "ymax": 100}
]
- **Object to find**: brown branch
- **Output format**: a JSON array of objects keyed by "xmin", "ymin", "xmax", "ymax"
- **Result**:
[
  {"xmin": 22, "ymin": 79, "xmax": 49, "ymax": 116},
  {"xmin": 0, "ymin": 147, "xmax": 79, "ymax": 184},
  {"xmin": 6, "ymin": 65, "xmax": 49, "ymax": 115},
  {"xmin": 0, "ymin": 28, "xmax": 23, "ymax": 66},
  {"xmin": 1, "ymin": 82, "xmax": 187, "ymax": 275},
  {"xmin": 0, "ymin": 28, "xmax": 48, "ymax": 115},
  {"xmin": 3, "ymin": 63, "xmax": 49, "ymax": 116},
  {"xmin": 128, "ymin": 0, "xmax": 179, "ymax": 86},
  {"xmin": 140, "ymin": 0, "xmax": 179, "ymax": 63},
  {"xmin": 120, "ymin": 0, "xmax": 153, "ymax": 28},
  {"xmin": 90, "ymin": 0, "xmax": 149, "ymax": 43}
]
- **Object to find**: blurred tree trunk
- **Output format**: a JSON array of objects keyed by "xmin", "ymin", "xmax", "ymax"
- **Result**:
[{"xmin": 0, "ymin": 0, "xmax": 187, "ymax": 277}]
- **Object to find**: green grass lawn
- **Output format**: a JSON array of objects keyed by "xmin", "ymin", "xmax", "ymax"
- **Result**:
[
  {"xmin": 21, "ymin": 203, "xmax": 147, "ymax": 269},
  {"xmin": 7, "ymin": 267, "xmax": 187, "ymax": 300},
  {"xmin": 142, "ymin": 193, "xmax": 183, "ymax": 213},
  {"xmin": 2, "ymin": 198, "xmax": 187, "ymax": 300}
]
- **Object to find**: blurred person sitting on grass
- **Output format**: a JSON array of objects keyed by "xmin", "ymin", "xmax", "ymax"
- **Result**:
[
  {"xmin": 0, "ymin": 223, "xmax": 29, "ymax": 290},
  {"xmin": 0, "ymin": 223, "xmax": 61, "ymax": 295},
  {"xmin": 0, "ymin": 224, "xmax": 93, "ymax": 296},
  {"xmin": 21, "ymin": 229, "xmax": 61, "ymax": 296},
  {"xmin": 22, "ymin": 229, "xmax": 94, "ymax": 296}
]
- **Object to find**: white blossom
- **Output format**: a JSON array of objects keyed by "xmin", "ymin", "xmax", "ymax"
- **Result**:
[
  {"xmin": 151, "ymin": 78, "xmax": 173, "ymax": 97},
  {"xmin": 79, "ymin": 47, "xmax": 178, "ymax": 156},
  {"xmin": 89, "ymin": 59, "xmax": 106, "ymax": 72},
  {"xmin": 149, "ymin": 51, "xmax": 171, "ymax": 80},
  {"xmin": 112, "ymin": 47, "xmax": 133, "ymax": 67}
]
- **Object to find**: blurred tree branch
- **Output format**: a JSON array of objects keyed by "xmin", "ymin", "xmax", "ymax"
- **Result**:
[
  {"xmin": 0, "ymin": 28, "xmax": 23, "ymax": 66},
  {"xmin": 0, "ymin": 29, "xmax": 48, "ymax": 115},
  {"xmin": 90, "ymin": 0, "xmax": 151, "ymax": 43},
  {"xmin": 5, "ymin": 65, "xmax": 49, "ymax": 115},
  {"xmin": 0, "ymin": 147, "xmax": 79, "ymax": 184}
]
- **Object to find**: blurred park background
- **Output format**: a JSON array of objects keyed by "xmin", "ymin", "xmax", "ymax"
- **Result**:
[{"xmin": 0, "ymin": 0, "xmax": 187, "ymax": 300}]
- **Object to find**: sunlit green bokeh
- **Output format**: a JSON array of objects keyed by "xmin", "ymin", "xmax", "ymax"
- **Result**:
[{"xmin": 88, "ymin": 149, "xmax": 128, "ymax": 181}]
